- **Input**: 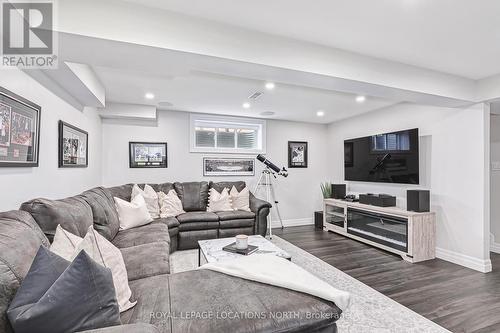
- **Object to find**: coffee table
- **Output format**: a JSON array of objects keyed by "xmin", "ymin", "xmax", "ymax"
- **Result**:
[{"xmin": 198, "ymin": 235, "xmax": 291, "ymax": 266}]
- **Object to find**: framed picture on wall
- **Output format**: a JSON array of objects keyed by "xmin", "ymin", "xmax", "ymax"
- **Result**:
[
  {"xmin": 203, "ymin": 157, "xmax": 255, "ymax": 176},
  {"xmin": 58, "ymin": 121, "xmax": 88, "ymax": 168},
  {"xmin": 0, "ymin": 86, "xmax": 41, "ymax": 167},
  {"xmin": 288, "ymin": 141, "xmax": 308, "ymax": 168},
  {"xmin": 129, "ymin": 142, "xmax": 167, "ymax": 168}
]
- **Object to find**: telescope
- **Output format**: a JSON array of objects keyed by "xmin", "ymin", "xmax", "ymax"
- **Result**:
[{"xmin": 256, "ymin": 154, "xmax": 288, "ymax": 177}]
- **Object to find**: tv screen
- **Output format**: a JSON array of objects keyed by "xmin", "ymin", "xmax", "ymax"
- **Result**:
[{"xmin": 344, "ymin": 128, "xmax": 419, "ymax": 184}]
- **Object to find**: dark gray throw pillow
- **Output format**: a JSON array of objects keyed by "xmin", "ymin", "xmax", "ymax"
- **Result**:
[{"xmin": 7, "ymin": 247, "xmax": 121, "ymax": 333}]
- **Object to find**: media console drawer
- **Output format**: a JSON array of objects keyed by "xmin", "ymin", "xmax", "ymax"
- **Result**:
[{"xmin": 323, "ymin": 199, "xmax": 435, "ymax": 263}]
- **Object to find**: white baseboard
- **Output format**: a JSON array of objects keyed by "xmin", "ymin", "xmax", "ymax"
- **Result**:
[
  {"xmin": 491, "ymin": 241, "xmax": 500, "ymax": 254},
  {"xmin": 270, "ymin": 218, "xmax": 313, "ymax": 228},
  {"xmin": 436, "ymin": 247, "xmax": 492, "ymax": 273}
]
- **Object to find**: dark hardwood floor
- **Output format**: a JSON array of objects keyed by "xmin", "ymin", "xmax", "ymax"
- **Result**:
[{"xmin": 273, "ymin": 225, "xmax": 500, "ymax": 333}]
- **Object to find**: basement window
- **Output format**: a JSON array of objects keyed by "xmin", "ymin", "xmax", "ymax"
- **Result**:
[{"xmin": 190, "ymin": 114, "xmax": 266, "ymax": 154}]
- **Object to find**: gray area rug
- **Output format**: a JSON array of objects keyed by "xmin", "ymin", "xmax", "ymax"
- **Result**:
[{"xmin": 169, "ymin": 236, "xmax": 450, "ymax": 333}]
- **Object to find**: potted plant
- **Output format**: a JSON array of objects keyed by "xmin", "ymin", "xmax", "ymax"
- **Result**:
[{"xmin": 320, "ymin": 182, "xmax": 332, "ymax": 199}]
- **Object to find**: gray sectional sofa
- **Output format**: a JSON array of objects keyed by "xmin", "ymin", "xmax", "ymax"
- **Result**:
[{"xmin": 0, "ymin": 181, "xmax": 342, "ymax": 333}]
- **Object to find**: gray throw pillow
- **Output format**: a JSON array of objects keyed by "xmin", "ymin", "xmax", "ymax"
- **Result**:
[{"xmin": 7, "ymin": 246, "xmax": 121, "ymax": 333}]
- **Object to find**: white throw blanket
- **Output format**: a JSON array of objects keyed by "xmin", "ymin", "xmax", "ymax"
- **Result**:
[{"xmin": 199, "ymin": 254, "xmax": 351, "ymax": 311}]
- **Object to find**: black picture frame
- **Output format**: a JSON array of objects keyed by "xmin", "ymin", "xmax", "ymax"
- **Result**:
[
  {"xmin": 288, "ymin": 141, "xmax": 308, "ymax": 168},
  {"xmin": 58, "ymin": 121, "xmax": 88, "ymax": 168},
  {"xmin": 129, "ymin": 142, "xmax": 167, "ymax": 168},
  {"xmin": 0, "ymin": 86, "xmax": 41, "ymax": 167},
  {"xmin": 203, "ymin": 157, "xmax": 255, "ymax": 176}
]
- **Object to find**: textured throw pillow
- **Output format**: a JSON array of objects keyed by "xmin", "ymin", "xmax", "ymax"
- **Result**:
[
  {"xmin": 7, "ymin": 246, "xmax": 120, "ymax": 333},
  {"xmin": 132, "ymin": 184, "xmax": 160, "ymax": 218},
  {"xmin": 158, "ymin": 190, "xmax": 185, "ymax": 218},
  {"xmin": 229, "ymin": 186, "xmax": 251, "ymax": 212},
  {"xmin": 207, "ymin": 188, "xmax": 233, "ymax": 212},
  {"xmin": 50, "ymin": 225, "xmax": 84, "ymax": 260},
  {"xmin": 115, "ymin": 194, "xmax": 153, "ymax": 230},
  {"xmin": 74, "ymin": 226, "xmax": 136, "ymax": 312}
]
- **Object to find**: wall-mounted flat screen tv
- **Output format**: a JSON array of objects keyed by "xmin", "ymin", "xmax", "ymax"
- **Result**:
[{"xmin": 344, "ymin": 128, "xmax": 419, "ymax": 184}]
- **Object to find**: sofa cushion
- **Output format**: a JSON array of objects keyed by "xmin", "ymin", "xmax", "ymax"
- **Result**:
[
  {"xmin": 0, "ymin": 211, "xmax": 49, "ymax": 333},
  {"xmin": 20, "ymin": 195, "xmax": 93, "ymax": 241},
  {"xmin": 219, "ymin": 219, "xmax": 255, "ymax": 229},
  {"xmin": 107, "ymin": 184, "xmax": 134, "ymax": 202},
  {"xmin": 112, "ymin": 223, "xmax": 170, "ymax": 249},
  {"xmin": 120, "ymin": 243, "xmax": 170, "ymax": 281},
  {"xmin": 215, "ymin": 210, "xmax": 255, "ymax": 221},
  {"xmin": 168, "ymin": 270, "xmax": 342, "ymax": 333},
  {"xmin": 152, "ymin": 217, "xmax": 180, "ymax": 229},
  {"xmin": 174, "ymin": 182, "xmax": 209, "ymax": 212},
  {"xmin": 7, "ymin": 248, "xmax": 121, "ymax": 333},
  {"xmin": 177, "ymin": 211, "xmax": 219, "ymax": 223},
  {"xmin": 81, "ymin": 187, "xmax": 120, "ymax": 241},
  {"xmin": 209, "ymin": 181, "xmax": 246, "ymax": 193},
  {"xmin": 156, "ymin": 182, "xmax": 174, "ymax": 195},
  {"xmin": 121, "ymin": 275, "xmax": 171, "ymax": 332}
]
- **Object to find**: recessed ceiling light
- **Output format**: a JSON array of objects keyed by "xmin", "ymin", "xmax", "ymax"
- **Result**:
[
  {"xmin": 260, "ymin": 111, "xmax": 275, "ymax": 116},
  {"xmin": 356, "ymin": 95, "xmax": 366, "ymax": 103},
  {"xmin": 145, "ymin": 92, "xmax": 155, "ymax": 99},
  {"xmin": 265, "ymin": 82, "xmax": 275, "ymax": 90},
  {"xmin": 242, "ymin": 102, "xmax": 251, "ymax": 109},
  {"xmin": 316, "ymin": 110, "xmax": 325, "ymax": 117}
]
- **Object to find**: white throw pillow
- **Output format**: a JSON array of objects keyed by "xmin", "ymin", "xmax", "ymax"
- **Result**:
[
  {"xmin": 132, "ymin": 184, "xmax": 160, "ymax": 218},
  {"xmin": 229, "ymin": 186, "xmax": 251, "ymax": 212},
  {"xmin": 158, "ymin": 190, "xmax": 185, "ymax": 218},
  {"xmin": 50, "ymin": 225, "xmax": 83, "ymax": 260},
  {"xmin": 207, "ymin": 188, "xmax": 233, "ymax": 212},
  {"xmin": 73, "ymin": 226, "xmax": 136, "ymax": 312},
  {"xmin": 115, "ymin": 194, "xmax": 153, "ymax": 230}
]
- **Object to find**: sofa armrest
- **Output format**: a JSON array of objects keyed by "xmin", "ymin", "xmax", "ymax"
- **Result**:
[
  {"xmin": 77, "ymin": 324, "xmax": 159, "ymax": 333},
  {"xmin": 249, "ymin": 192, "xmax": 272, "ymax": 236}
]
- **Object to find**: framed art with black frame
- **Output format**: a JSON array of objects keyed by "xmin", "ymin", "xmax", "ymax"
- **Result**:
[
  {"xmin": 129, "ymin": 142, "xmax": 167, "ymax": 168},
  {"xmin": 288, "ymin": 141, "xmax": 308, "ymax": 168},
  {"xmin": 0, "ymin": 86, "xmax": 41, "ymax": 167},
  {"xmin": 203, "ymin": 157, "xmax": 255, "ymax": 176},
  {"xmin": 58, "ymin": 121, "xmax": 88, "ymax": 168}
]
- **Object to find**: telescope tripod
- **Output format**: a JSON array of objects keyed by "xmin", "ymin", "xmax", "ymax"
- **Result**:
[{"xmin": 254, "ymin": 168, "xmax": 284, "ymax": 239}]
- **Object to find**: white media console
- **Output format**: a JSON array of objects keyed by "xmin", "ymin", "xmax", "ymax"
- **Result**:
[{"xmin": 323, "ymin": 198, "xmax": 436, "ymax": 263}]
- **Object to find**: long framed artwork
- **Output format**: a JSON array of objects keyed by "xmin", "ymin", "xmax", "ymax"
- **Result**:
[
  {"xmin": 129, "ymin": 142, "xmax": 167, "ymax": 168},
  {"xmin": 58, "ymin": 121, "xmax": 88, "ymax": 168},
  {"xmin": 0, "ymin": 86, "xmax": 41, "ymax": 167},
  {"xmin": 203, "ymin": 157, "xmax": 255, "ymax": 176},
  {"xmin": 288, "ymin": 141, "xmax": 308, "ymax": 168}
]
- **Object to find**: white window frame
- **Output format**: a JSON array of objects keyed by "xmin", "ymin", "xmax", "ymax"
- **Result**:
[{"xmin": 190, "ymin": 114, "xmax": 266, "ymax": 154}]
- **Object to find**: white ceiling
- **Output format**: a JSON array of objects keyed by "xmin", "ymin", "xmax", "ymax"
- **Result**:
[
  {"xmin": 121, "ymin": 0, "xmax": 500, "ymax": 80},
  {"xmin": 95, "ymin": 66, "xmax": 399, "ymax": 124}
]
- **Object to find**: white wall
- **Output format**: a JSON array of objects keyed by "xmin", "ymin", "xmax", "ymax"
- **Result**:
[
  {"xmin": 102, "ymin": 110, "xmax": 330, "ymax": 226},
  {"xmin": 0, "ymin": 69, "xmax": 102, "ymax": 211},
  {"xmin": 327, "ymin": 103, "xmax": 491, "ymax": 272},
  {"xmin": 490, "ymin": 114, "xmax": 500, "ymax": 252}
]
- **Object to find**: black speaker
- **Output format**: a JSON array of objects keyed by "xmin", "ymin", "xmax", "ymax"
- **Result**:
[
  {"xmin": 407, "ymin": 190, "xmax": 430, "ymax": 212},
  {"xmin": 314, "ymin": 211, "xmax": 324, "ymax": 230},
  {"xmin": 331, "ymin": 184, "xmax": 346, "ymax": 199}
]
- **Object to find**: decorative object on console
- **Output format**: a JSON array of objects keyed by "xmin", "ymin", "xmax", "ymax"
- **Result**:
[
  {"xmin": 407, "ymin": 190, "xmax": 430, "ymax": 212},
  {"xmin": 229, "ymin": 185, "xmax": 251, "ymax": 211},
  {"xmin": 0, "ymin": 86, "xmax": 41, "ymax": 167},
  {"xmin": 158, "ymin": 189, "xmax": 185, "ymax": 218},
  {"xmin": 344, "ymin": 194, "xmax": 358, "ymax": 202},
  {"xmin": 58, "ymin": 120, "xmax": 88, "ymax": 168},
  {"xmin": 132, "ymin": 184, "xmax": 160, "ymax": 218},
  {"xmin": 359, "ymin": 193, "xmax": 396, "ymax": 207},
  {"xmin": 203, "ymin": 157, "xmax": 255, "ymax": 176},
  {"xmin": 207, "ymin": 187, "xmax": 233, "ymax": 212},
  {"xmin": 7, "ymin": 247, "xmax": 121, "ymax": 333},
  {"xmin": 114, "ymin": 194, "xmax": 153, "ymax": 230},
  {"xmin": 288, "ymin": 141, "xmax": 308, "ymax": 168},
  {"xmin": 320, "ymin": 182, "xmax": 332, "ymax": 198},
  {"xmin": 129, "ymin": 142, "xmax": 167, "ymax": 168},
  {"xmin": 331, "ymin": 184, "xmax": 346, "ymax": 200}
]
